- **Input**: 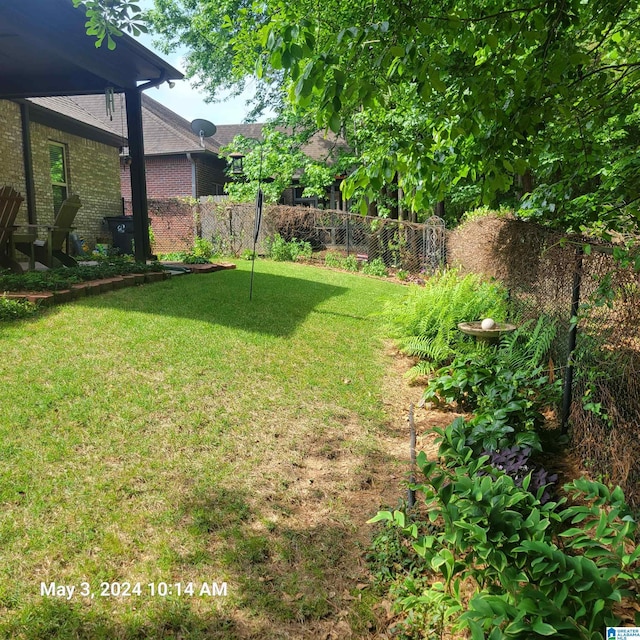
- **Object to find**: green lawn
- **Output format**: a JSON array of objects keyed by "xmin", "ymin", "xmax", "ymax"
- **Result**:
[{"xmin": 0, "ymin": 260, "xmax": 407, "ymax": 639}]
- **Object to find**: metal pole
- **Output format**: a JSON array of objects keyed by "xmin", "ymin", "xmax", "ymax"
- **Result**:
[
  {"xmin": 346, "ymin": 216, "xmax": 350, "ymax": 256},
  {"xmin": 408, "ymin": 403, "xmax": 416, "ymax": 508},
  {"xmin": 249, "ymin": 144, "xmax": 264, "ymax": 301},
  {"xmin": 561, "ymin": 246, "xmax": 584, "ymax": 433}
]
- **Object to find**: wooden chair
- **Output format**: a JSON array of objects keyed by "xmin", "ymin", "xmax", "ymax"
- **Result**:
[
  {"xmin": 15, "ymin": 194, "xmax": 82, "ymax": 268},
  {"xmin": 0, "ymin": 186, "xmax": 27, "ymax": 273}
]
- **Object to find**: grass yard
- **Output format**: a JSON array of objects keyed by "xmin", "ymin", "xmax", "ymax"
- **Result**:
[{"xmin": 0, "ymin": 259, "xmax": 409, "ymax": 639}]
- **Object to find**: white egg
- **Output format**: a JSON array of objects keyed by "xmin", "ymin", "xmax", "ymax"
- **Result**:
[{"xmin": 481, "ymin": 318, "xmax": 496, "ymax": 330}]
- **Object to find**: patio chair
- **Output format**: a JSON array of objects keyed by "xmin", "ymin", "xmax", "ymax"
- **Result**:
[
  {"xmin": 15, "ymin": 194, "xmax": 82, "ymax": 268},
  {"xmin": 0, "ymin": 186, "xmax": 26, "ymax": 273}
]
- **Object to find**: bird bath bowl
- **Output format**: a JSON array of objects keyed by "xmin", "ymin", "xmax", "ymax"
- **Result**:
[{"xmin": 458, "ymin": 320, "xmax": 517, "ymax": 344}]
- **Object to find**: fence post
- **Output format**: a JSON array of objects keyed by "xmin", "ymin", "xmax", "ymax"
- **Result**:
[
  {"xmin": 561, "ymin": 246, "xmax": 584, "ymax": 433},
  {"xmin": 346, "ymin": 217, "xmax": 350, "ymax": 256},
  {"xmin": 408, "ymin": 403, "xmax": 416, "ymax": 509}
]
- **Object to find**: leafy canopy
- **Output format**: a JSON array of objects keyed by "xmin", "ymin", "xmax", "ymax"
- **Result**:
[
  {"xmin": 71, "ymin": 0, "xmax": 148, "ymax": 50},
  {"xmin": 77, "ymin": 0, "xmax": 640, "ymax": 230}
]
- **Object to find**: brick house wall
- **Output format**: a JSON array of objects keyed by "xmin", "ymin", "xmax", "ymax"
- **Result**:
[
  {"xmin": 121, "ymin": 153, "xmax": 228, "ymax": 200},
  {"xmin": 0, "ymin": 100, "xmax": 122, "ymax": 244},
  {"xmin": 0, "ymin": 101, "xmax": 28, "ymax": 223},
  {"xmin": 195, "ymin": 155, "xmax": 227, "ymax": 196},
  {"xmin": 121, "ymin": 155, "xmax": 193, "ymax": 200},
  {"xmin": 30, "ymin": 121, "xmax": 121, "ymax": 242},
  {"xmin": 146, "ymin": 198, "xmax": 194, "ymax": 254}
]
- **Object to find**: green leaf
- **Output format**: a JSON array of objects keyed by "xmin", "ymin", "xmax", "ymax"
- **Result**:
[
  {"xmin": 532, "ymin": 620, "xmax": 557, "ymax": 635},
  {"xmin": 328, "ymin": 112, "xmax": 341, "ymax": 134}
]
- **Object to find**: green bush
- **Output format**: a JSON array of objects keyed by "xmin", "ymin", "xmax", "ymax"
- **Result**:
[
  {"xmin": 371, "ymin": 309, "xmax": 638, "ymax": 638},
  {"xmin": 423, "ymin": 318, "xmax": 560, "ymax": 452},
  {"xmin": 192, "ymin": 236, "xmax": 215, "ymax": 260},
  {"xmin": 361, "ymin": 257, "xmax": 388, "ymax": 277},
  {"xmin": 371, "ymin": 442, "xmax": 640, "ymax": 638},
  {"xmin": 324, "ymin": 251, "xmax": 343, "ymax": 268},
  {"xmin": 382, "ymin": 269, "xmax": 509, "ymax": 375},
  {"xmin": 266, "ymin": 233, "xmax": 312, "ymax": 262},
  {"xmin": 342, "ymin": 254, "xmax": 359, "ymax": 272},
  {"xmin": 0, "ymin": 297, "xmax": 38, "ymax": 321}
]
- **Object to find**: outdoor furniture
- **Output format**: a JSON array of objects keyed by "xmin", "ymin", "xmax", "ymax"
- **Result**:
[
  {"xmin": 15, "ymin": 194, "xmax": 82, "ymax": 268},
  {"xmin": 0, "ymin": 186, "xmax": 28, "ymax": 273}
]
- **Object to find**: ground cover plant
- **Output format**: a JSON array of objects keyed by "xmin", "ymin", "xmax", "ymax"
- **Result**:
[
  {"xmin": 369, "ymin": 306, "xmax": 640, "ymax": 638},
  {"xmin": 0, "ymin": 259, "xmax": 162, "ymax": 292},
  {"xmin": 0, "ymin": 260, "xmax": 407, "ymax": 638},
  {"xmin": 0, "ymin": 297, "xmax": 37, "ymax": 321}
]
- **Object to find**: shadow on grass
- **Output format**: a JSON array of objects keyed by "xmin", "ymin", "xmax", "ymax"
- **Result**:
[
  {"xmin": 73, "ymin": 268, "xmax": 348, "ymax": 338},
  {"xmin": 1, "ymin": 453, "xmax": 400, "ymax": 639}
]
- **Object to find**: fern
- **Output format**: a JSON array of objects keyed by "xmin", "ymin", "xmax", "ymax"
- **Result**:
[
  {"xmin": 382, "ymin": 269, "xmax": 509, "ymax": 369},
  {"xmin": 499, "ymin": 316, "xmax": 557, "ymax": 372}
]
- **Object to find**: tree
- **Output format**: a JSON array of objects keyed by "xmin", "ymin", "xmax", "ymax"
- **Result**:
[
  {"xmin": 77, "ymin": 0, "xmax": 640, "ymax": 232},
  {"xmin": 71, "ymin": 0, "xmax": 148, "ymax": 49},
  {"xmin": 221, "ymin": 116, "xmax": 357, "ymax": 204},
  {"xmin": 260, "ymin": 0, "xmax": 640, "ymax": 230}
]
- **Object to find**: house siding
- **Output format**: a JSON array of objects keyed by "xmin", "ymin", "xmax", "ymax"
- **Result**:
[
  {"xmin": 29, "ymin": 121, "xmax": 121, "ymax": 241},
  {"xmin": 0, "ymin": 100, "xmax": 121, "ymax": 241},
  {"xmin": 0, "ymin": 101, "xmax": 28, "ymax": 222}
]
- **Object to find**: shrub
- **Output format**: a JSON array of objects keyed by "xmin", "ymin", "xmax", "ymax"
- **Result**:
[
  {"xmin": 342, "ymin": 254, "xmax": 359, "ymax": 272},
  {"xmin": 324, "ymin": 252, "xmax": 343, "ymax": 268},
  {"xmin": 370, "ymin": 448, "xmax": 639, "ymax": 639},
  {"xmin": 382, "ymin": 269, "xmax": 509, "ymax": 375},
  {"xmin": 0, "ymin": 297, "xmax": 38, "ymax": 321},
  {"xmin": 192, "ymin": 236, "xmax": 215, "ymax": 260},
  {"xmin": 266, "ymin": 233, "xmax": 312, "ymax": 262},
  {"xmin": 422, "ymin": 318, "xmax": 561, "ymax": 453},
  {"xmin": 362, "ymin": 257, "xmax": 388, "ymax": 277}
]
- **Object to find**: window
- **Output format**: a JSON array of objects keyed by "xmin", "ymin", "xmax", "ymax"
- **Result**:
[{"xmin": 49, "ymin": 143, "xmax": 68, "ymax": 214}]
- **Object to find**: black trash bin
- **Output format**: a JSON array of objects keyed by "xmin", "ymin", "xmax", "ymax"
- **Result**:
[{"xmin": 104, "ymin": 216, "xmax": 135, "ymax": 255}]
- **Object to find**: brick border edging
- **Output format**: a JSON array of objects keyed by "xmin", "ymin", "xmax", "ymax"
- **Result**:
[
  {"xmin": 1, "ymin": 263, "xmax": 237, "ymax": 307},
  {"xmin": 1, "ymin": 271, "xmax": 169, "ymax": 307}
]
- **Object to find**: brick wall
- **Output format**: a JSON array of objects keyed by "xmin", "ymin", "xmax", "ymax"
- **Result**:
[
  {"xmin": 195, "ymin": 155, "xmax": 227, "ymax": 196},
  {"xmin": 121, "ymin": 154, "xmax": 193, "ymax": 199},
  {"xmin": 146, "ymin": 198, "xmax": 194, "ymax": 254},
  {"xmin": 0, "ymin": 100, "xmax": 122, "ymax": 243},
  {"xmin": 29, "ymin": 121, "xmax": 121, "ymax": 242},
  {"xmin": 0, "ymin": 101, "xmax": 28, "ymax": 223}
]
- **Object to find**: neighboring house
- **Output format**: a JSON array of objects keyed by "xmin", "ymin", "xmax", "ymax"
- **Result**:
[{"xmin": 69, "ymin": 94, "xmax": 229, "ymax": 208}]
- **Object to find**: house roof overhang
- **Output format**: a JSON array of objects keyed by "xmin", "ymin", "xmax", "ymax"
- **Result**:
[
  {"xmin": 0, "ymin": 0, "xmax": 183, "ymax": 99},
  {"xmin": 22, "ymin": 99, "xmax": 126, "ymax": 148}
]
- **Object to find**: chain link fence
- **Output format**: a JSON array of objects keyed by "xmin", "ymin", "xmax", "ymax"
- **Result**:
[
  {"xmin": 449, "ymin": 216, "xmax": 640, "ymax": 509},
  {"xmin": 199, "ymin": 201, "xmax": 446, "ymax": 273}
]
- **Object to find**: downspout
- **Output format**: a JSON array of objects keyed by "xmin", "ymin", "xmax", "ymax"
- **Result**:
[
  {"xmin": 186, "ymin": 153, "xmax": 201, "ymax": 238},
  {"xmin": 186, "ymin": 153, "xmax": 197, "ymax": 198}
]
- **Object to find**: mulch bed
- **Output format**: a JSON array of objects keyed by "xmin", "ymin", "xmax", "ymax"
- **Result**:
[{"xmin": 1, "ymin": 263, "xmax": 236, "ymax": 307}]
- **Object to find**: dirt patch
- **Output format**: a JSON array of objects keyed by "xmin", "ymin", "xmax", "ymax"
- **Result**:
[{"xmin": 207, "ymin": 342, "xmax": 455, "ymax": 639}]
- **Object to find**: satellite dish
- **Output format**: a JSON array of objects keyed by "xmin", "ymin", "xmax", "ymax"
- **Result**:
[{"xmin": 190, "ymin": 118, "xmax": 217, "ymax": 148}]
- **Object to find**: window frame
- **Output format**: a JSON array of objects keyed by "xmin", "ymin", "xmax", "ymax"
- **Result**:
[{"xmin": 49, "ymin": 141, "xmax": 69, "ymax": 214}]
